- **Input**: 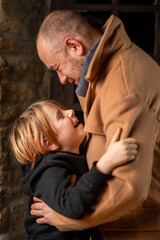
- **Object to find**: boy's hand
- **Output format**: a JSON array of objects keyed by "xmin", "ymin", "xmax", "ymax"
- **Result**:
[{"xmin": 96, "ymin": 127, "xmax": 138, "ymax": 174}]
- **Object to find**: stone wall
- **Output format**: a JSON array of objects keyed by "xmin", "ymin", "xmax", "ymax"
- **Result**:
[{"xmin": 0, "ymin": 1, "xmax": 52, "ymax": 239}]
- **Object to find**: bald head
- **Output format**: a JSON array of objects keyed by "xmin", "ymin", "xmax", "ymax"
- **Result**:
[{"xmin": 37, "ymin": 10, "xmax": 101, "ymax": 53}]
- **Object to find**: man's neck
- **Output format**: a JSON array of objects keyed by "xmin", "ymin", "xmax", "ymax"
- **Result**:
[
  {"xmin": 86, "ymin": 31, "xmax": 101, "ymax": 55},
  {"xmin": 76, "ymin": 35, "xmax": 102, "ymax": 97}
]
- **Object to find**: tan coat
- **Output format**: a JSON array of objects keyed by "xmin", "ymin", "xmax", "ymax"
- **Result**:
[{"xmin": 52, "ymin": 15, "xmax": 160, "ymax": 239}]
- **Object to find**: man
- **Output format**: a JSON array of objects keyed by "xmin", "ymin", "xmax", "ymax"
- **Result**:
[{"xmin": 31, "ymin": 10, "xmax": 160, "ymax": 239}]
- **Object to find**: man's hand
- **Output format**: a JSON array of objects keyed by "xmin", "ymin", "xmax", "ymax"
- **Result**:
[{"xmin": 31, "ymin": 197, "xmax": 55, "ymax": 225}]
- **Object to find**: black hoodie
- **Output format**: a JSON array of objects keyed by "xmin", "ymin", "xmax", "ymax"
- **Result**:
[{"xmin": 21, "ymin": 151, "xmax": 111, "ymax": 240}]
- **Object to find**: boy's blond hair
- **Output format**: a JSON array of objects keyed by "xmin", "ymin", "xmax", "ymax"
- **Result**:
[{"xmin": 10, "ymin": 99, "xmax": 64, "ymax": 167}]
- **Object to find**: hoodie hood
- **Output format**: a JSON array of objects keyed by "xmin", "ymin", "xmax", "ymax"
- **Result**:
[{"xmin": 21, "ymin": 151, "xmax": 87, "ymax": 196}]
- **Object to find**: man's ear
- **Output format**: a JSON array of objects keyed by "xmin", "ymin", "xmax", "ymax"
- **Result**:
[
  {"xmin": 44, "ymin": 139, "xmax": 59, "ymax": 151},
  {"xmin": 65, "ymin": 38, "xmax": 85, "ymax": 56}
]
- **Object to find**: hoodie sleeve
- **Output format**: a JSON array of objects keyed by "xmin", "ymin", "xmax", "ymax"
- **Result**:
[{"xmin": 30, "ymin": 161, "xmax": 111, "ymax": 219}]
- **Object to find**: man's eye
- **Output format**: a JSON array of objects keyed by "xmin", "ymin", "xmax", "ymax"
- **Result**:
[
  {"xmin": 55, "ymin": 66, "xmax": 60, "ymax": 72},
  {"xmin": 50, "ymin": 67, "xmax": 55, "ymax": 72}
]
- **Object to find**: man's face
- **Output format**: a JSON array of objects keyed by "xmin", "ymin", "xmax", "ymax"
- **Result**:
[{"xmin": 37, "ymin": 37, "xmax": 84, "ymax": 85}]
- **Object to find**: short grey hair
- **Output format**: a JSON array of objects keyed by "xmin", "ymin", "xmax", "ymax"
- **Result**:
[{"xmin": 37, "ymin": 10, "xmax": 91, "ymax": 52}]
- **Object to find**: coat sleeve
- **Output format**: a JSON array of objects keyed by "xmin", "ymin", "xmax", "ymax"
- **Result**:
[
  {"xmin": 51, "ymin": 95, "xmax": 156, "ymax": 231},
  {"xmin": 31, "ymin": 161, "xmax": 110, "ymax": 219}
]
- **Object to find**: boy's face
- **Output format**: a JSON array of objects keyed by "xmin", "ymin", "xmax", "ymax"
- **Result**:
[{"xmin": 43, "ymin": 104, "xmax": 87, "ymax": 154}]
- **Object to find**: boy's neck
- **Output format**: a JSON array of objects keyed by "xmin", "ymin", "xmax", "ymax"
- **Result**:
[
  {"xmin": 65, "ymin": 148, "xmax": 80, "ymax": 155},
  {"xmin": 59, "ymin": 146, "xmax": 80, "ymax": 155}
]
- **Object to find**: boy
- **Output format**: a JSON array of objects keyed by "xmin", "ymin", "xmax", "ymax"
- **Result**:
[{"xmin": 10, "ymin": 99, "xmax": 137, "ymax": 240}]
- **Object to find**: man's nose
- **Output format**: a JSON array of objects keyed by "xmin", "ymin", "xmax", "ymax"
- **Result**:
[{"xmin": 57, "ymin": 72, "xmax": 68, "ymax": 85}]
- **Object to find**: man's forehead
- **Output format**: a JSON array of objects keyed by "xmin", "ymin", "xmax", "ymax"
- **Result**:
[
  {"xmin": 37, "ymin": 39, "xmax": 57, "ymax": 68},
  {"xmin": 37, "ymin": 36, "xmax": 54, "ymax": 57}
]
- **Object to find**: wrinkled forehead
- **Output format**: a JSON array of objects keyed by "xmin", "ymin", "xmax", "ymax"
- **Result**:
[
  {"xmin": 37, "ymin": 36, "xmax": 61, "ymax": 57},
  {"xmin": 37, "ymin": 37, "xmax": 51, "ymax": 64},
  {"xmin": 37, "ymin": 35, "xmax": 65, "ymax": 66}
]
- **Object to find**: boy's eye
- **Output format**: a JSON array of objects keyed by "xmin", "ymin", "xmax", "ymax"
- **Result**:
[
  {"xmin": 56, "ymin": 109, "xmax": 65, "ymax": 120},
  {"xmin": 58, "ymin": 112, "xmax": 64, "ymax": 119}
]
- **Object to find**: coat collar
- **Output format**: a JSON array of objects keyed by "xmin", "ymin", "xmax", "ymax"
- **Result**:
[
  {"xmin": 76, "ymin": 37, "xmax": 102, "ymax": 97},
  {"xmin": 85, "ymin": 15, "xmax": 131, "ymax": 83},
  {"xmin": 78, "ymin": 15, "xmax": 132, "ymax": 125}
]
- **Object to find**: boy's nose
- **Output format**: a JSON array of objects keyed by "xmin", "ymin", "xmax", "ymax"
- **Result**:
[{"xmin": 67, "ymin": 109, "xmax": 75, "ymax": 118}]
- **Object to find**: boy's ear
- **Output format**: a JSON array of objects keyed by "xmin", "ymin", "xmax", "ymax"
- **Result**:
[{"xmin": 44, "ymin": 139, "xmax": 59, "ymax": 151}]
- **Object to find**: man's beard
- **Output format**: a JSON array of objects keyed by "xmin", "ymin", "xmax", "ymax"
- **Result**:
[{"xmin": 68, "ymin": 56, "xmax": 84, "ymax": 84}]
